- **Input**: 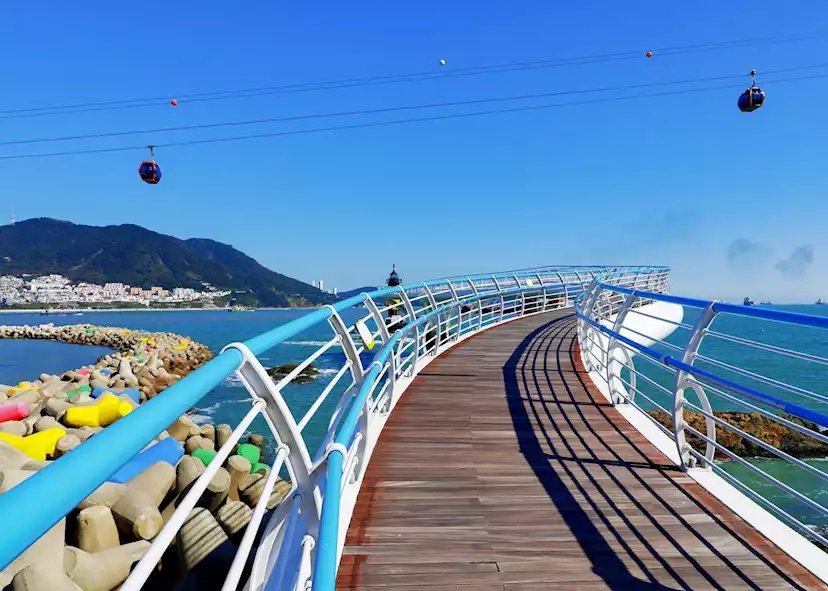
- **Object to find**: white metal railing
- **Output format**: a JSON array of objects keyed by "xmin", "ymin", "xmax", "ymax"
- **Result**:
[
  {"xmin": 0, "ymin": 266, "xmax": 668, "ymax": 590},
  {"xmin": 575, "ymin": 282, "xmax": 828, "ymax": 569}
]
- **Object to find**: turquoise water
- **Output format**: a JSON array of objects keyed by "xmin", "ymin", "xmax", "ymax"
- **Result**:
[
  {"xmin": 2, "ymin": 306, "xmax": 827, "ymax": 537},
  {"xmin": 0, "ymin": 309, "xmax": 365, "ymax": 464},
  {"xmin": 626, "ymin": 304, "xmax": 828, "ymax": 537}
]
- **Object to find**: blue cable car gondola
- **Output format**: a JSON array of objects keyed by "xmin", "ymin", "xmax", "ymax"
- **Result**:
[
  {"xmin": 138, "ymin": 146, "xmax": 162, "ymax": 184},
  {"xmin": 738, "ymin": 70, "xmax": 765, "ymax": 113}
]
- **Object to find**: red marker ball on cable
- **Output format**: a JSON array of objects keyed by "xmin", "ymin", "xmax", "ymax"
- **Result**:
[
  {"xmin": 646, "ymin": 51, "xmax": 653, "ymax": 58},
  {"xmin": 170, "ymin": 99, "xmax": 178, "ymax": 106}
]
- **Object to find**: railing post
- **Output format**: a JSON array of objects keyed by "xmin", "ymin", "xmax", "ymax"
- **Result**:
[
  {"xmin": 605, "ymin": 290, "xmax": 637, "ymax": 404},
  {"xmin": 412, "ymin": 323, "xmax": 421, "ymax": 371},
  {"xmin": 362, "ymin": 294, "xmax": 390, "ymax": 343},
  {"xmin": 219, "ymin": 342, "xmax": 321, "ymax": 563},
  {"xmin": 446, "ymin": 280, "xmax": 460, "ymax": 302},
  {"xmin": 434, "ymin": 309, "xmax": 442, "ymax": 352},
  {"xmin": 576, "ymin": 281, "xmax": 596, "ymax": 368},
  {"xmin": 445, "ymin": 281, "xmax": 462, "ymax": 339},
  {"xmin": 536, "ymin": 272, "xmax": 546, "ymax": 312},
  {"xmin": 513, "ymin": 274, "xmax": 526, "ymax": 317},
  {"xmin": 580, "ymin": 281, "xmax": 604, "ymax": 373},
  {"xmin": 467, "ymin": 277, "xmax": 482, "ymax": 331},
  {"xmin": 555, "ymin": 271, "xmax": 568, "ymax": 308},
  {"xmin": 491, "ymin": 275, "xmax": 504, "ymax": 323},
  {"xmin": 397, "ymin": 288, "xmax": 417, "ymax": 323},
  {"xmin": 672, "ymin": 303, "xmax": 717, "ymax": 470},
  {"xmin": 422, "ymin": 283, "xmax": 438, "ymax": 311},
  {"xmin": 327, "ymin": 308, "xmax": 366, "ymax": 384},
  {"xmin": 386, "ymin": 342, "xmax": 397, "ymax": 401}
]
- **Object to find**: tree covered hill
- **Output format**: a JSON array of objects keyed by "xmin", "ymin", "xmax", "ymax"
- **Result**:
[{"xmin": 0, "ymin": 218, "xmax": 335, "ymax": 307}]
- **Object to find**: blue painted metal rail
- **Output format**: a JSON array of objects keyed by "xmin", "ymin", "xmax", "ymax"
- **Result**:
[
  {"xmin": 8, "ymin": 264, "xmax": 828, "ymax": 588},
  {"xmin": 0, "ymin": 265, "xmax": 668, "ymax": 590},
  {"xmin": 576, "ymin": 281, "xmax": 828, "ymax": 562}
]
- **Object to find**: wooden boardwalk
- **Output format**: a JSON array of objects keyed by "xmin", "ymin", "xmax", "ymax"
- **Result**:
[{"xmin": 338, "ymin": 312, "xmax": 827, "ymax": 591}]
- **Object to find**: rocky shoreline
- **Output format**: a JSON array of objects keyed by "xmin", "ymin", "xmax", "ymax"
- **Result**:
[
  {"xmin": 648, "ymin": 410, "xmax": 828, "ymax": 461},
  {"xmin": 0, "ymin": 323, "xmax": 215, "ymax": 400},
  {"xmin": 0, "ymin": 324, "xmax": 289, "ymax": 590}
]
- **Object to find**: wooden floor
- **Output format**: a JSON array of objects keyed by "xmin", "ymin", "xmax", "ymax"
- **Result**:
[{"xmin": 338, "ymin": 312, "xmax": 827, "ymax": 591}]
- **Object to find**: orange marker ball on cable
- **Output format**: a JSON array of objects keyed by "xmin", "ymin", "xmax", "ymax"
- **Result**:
[{"xmin": 170, "ymin": 99, "xmax": 178, "ymax": 106}]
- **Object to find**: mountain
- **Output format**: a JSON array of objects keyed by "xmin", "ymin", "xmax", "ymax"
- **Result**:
[
  {"xmin": 0, "ymin": 218, "xmax": 336, "ymax": 308},
  {"xmin": 337, "ymin": 286, "xmax": 380, "ymax": 299}
]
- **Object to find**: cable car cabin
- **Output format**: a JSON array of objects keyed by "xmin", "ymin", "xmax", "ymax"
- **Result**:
[
  {"xmin": 738, "ymin": 87, "xmax": 765, "ymax": 112},
  {"xmin": 138, "ymin": 160, "xmax": 162, "ymax": 184}
]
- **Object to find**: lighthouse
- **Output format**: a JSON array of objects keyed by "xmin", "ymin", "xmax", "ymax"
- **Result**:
[
  {"xmin": 385, "ymin": 265, "xmax": 405, "ymax": 332},
  {"xmin": 387, "ymin": 264, "xmax": 401, "ymax": 287}
]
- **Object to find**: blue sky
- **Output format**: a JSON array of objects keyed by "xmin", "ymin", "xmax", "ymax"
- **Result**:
[{"xmin": 1, "ymin": 2, "xmax": 826, "ymax": 301}]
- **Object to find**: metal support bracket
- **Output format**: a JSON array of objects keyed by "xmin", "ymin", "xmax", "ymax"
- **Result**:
[
  {"xmin": 220, "ymin": 342, "xmax": 321, "ymax": 535},
  {"xmin": 326, "ymin": 307, "xmax": 366, "ymax": 383},
  {"xmin": 605, "ymin": 290, "xmax": 637, "ymax": 405},
  {"xmin": 672, "ymin": 303, "xmax": 717, "ymax": 470},
  {"xmin": 362, "ymin": 295, "xmax": 390, "ymax": 343}
]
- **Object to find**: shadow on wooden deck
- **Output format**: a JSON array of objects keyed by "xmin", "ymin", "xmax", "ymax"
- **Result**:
[
  {"xmin": 502, "ymin": 316, "xmax": 815, "ymax": 591},
  {"xmin": 338, "ymin": 313, "xmax": 824, "ymax": 590}
]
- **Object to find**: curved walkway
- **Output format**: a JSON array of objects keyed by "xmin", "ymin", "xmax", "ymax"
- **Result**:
[{"xmin": 338, "ymin": 312, "xmax": 826, "ymax": 591}]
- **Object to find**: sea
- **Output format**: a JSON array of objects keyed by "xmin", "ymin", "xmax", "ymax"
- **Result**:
[{"xmin": 1, "ymin": 305, "xmax": 826, "ymax": 537}]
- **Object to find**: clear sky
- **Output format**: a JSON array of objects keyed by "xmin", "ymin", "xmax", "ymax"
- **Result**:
[{"xmin": 1, "ymin": 2, "xmax": 826, "ymax": 302}]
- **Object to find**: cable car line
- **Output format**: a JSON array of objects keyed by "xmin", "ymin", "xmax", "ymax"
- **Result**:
[
  {"xmin": 2, "ymin": 62, "xmax": 827, "ymax": 148},
  {"xmin": 0, "ymin": 30, "xmax": 823, "ymax": 121},
  {"xmin": 0, "ymin": 70, "xmax": 825, "ymax": 162}
]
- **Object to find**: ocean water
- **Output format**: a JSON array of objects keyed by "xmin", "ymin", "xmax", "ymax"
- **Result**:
[
  {"xmin": 624, "ymin": 303, "xmax": 828, "ymax": 536},
  {"xmin": 1, "ymin": 305, "xmax": 827, "ymax": 537},
  {"xmin": 0, "ymin": 309, "xmax": 365, "ymax": 465}
]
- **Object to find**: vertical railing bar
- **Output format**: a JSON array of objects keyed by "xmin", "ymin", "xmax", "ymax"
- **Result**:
[
  {"xmin": 672, "ymin": 302, "xmax": 718, "ymax": 469},
  {"xmin": 221, "ymin": 445, "xmax": 290, "ymax": 591},
  {"xmin": 363, "ymin": 294, "xmax": 391, "ymax": 343},
  {"xmin": 605, "ymin": 289, "xmax": 637, "ymax": 405},
  {"xmin": 122, "ymin": 401, "xmax": 266, "ymax": 591}
]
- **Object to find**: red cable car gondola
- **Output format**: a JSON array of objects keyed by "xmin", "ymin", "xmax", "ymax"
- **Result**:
[
  {"xmin": 738, "ymin": 70, "xmax": 765, "ymax": 113},
  {"xmin": 138, "ymin": 145, "xmax": 162, "ymax": 184}
]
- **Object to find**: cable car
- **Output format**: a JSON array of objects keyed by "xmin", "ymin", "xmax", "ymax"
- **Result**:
[
  {"xmin": 138, "ymin": 146, "xmax": 162, "ymax": 184},
  {"xmin": 738, "ymin": 70, "xmax": 765, "ymax": 113}
]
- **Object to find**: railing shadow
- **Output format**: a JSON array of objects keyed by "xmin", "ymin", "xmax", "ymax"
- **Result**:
[{"xmin": 502, "ymin": 315, "xmax": 812, "ymax": 591}]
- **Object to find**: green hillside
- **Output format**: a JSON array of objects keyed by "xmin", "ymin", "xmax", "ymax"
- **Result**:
[{"xmin": 0, "ymin": 218, "xmax": 335, "ymax": 307}]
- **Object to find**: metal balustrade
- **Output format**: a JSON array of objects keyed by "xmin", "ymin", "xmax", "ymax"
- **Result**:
[
  {"xmin": 576, "ymin": 282, "xmax": 828, "ymax": 553},
  {"xmin": 0, "ymin": 265, "xmax": 668, "ymax": 590}
]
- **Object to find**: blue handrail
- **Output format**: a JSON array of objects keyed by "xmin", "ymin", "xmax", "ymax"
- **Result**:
[
  {"xmin": 312, "ymin": 283, "xmax": 549, "ymax": 590},
  {"xmin": 315, "ymin": 270, "xmax": 671, "ymax": 588},
  {"xmin": 0, "ymin": 351, "xmax": 244, "ymax": 569},
  {"xmin": 603, "ymin": 282, "xmax": 828, "ymax": 330},
  {"xmin": 579, "ymin": 286, "xmax": 828, "ymax": 428},
  {"xmin": 0, "ymin": 265, "xmax": 666, "ymax": 581}
]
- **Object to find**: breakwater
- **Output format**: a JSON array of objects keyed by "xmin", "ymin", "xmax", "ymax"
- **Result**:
[
  {"xmin": 0, "ymin": 323, "xmax": 214, "ymax": 398},
  {"xmin": 0, "ymin": 324, "xmax": 288, "ymax": 589}
]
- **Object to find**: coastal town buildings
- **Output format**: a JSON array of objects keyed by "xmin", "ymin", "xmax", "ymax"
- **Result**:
[
  {"xmin": 312, "ymin": 279, "xmax": 337, "ymax": 296},
  {"xmin": 0, "ymin": 274, "xmax": 227, "ymax": 306}
]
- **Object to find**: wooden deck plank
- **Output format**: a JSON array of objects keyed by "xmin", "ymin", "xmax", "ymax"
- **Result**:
[{"xmin": 338, "ymin": 312, "xmax": 826, "ymax": 590}]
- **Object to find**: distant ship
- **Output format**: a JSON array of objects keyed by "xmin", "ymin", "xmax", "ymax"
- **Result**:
[
  {"xmin": 817, "ymin": 299, "xmax": 826, "ymax": 306},
  {"xmin": 759, "ymin": 300, "xmax": 772, "ymax": 305},
  {"xmin": 743, "ymin": 297, "xmax": 755, "ymax": 306}
]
